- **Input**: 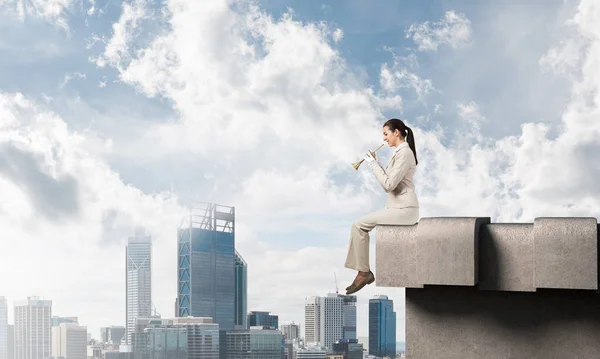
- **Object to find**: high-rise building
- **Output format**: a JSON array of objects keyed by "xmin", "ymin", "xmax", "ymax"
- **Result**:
[
  {"xmin": 247, "ymin": 311, "xmax": 278, "ymax": 329},
  {"xmin": 14, "ymin": 297, "xmax": 52, "ymax": 359},
  {"xmin": 304, "ymin": 297, "xmax": 319, "ymax": 344},
  {"xmin": 318, "ymin": 294, "xmax": 343, "ymax": 350},
  {"xmin": 125, "ymin": 229, "xmax": 152, "ymax": 345},
  {"xmin": 369, "ymin": 295, "xmax": 396, "ymax": 358},
  {"xmin": 7, "ymin": 325, "xmax": 14, "ymax": 359},
  {"xmin": 176, "ymin": 203, "xmax": 238, "ymax": 331},
  {"xmin": 51, "ymin": 323, "xmax": 87, "ymax": 359},
  {"xmin": 0, "ymin": 297, "xmax": 7, "ymax": 359},
  {"xmin": 304, "ymin": 294, "xmax": 356, "ymax": 350},
  {"xmin": 338, "ymin": 295, "xmax": 357, "ymax": 340},
  {"xmin": 234, "ymin": 250, "xmax": 247, "ymax": 328},
  {"xmin": 100, "ymin": 326, "xmax": 126, "ymax": 346},
  {"xmin": 281, "ymin": 322, "xmax": 300, "ymax": 341}
]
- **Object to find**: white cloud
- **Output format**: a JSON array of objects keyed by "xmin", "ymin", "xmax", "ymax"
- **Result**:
[
  {"xmin": 332, "ymin": 28, "xmax": 343, "ymax": 43},
  {"xmin": 60, "ymin": 72, "xmax": 86, "ymax": 88},
  {"xmin": 378, "ymin": 47, "xmax": 433, "ymax": 100},
  {"xmin": 0, "ymin": 0, "xmax": 75, "ymax": 30},
  {"xmin": 406, "ymin": 10, "xmax": 472, "ymax": 52},
  {"xmin": 93, "ymin": 0, "xmax": 152, "ymax": 69}
]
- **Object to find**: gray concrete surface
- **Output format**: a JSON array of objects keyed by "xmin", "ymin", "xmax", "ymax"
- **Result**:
[
  {"xmin": 375, "ymin": 224, "xmax": 422, "ymax": 288},
  {"xmin": 478, "ymin": 223, "xmax": 535, "ymax": 292},
  {"xmin": 406, "ymin": 285, "xmax": 600, "ymax": 358},
  {"xmin": 374, "ymin": 216, "xmax": 600, "ymax": 358},
  {"xmin": 415, "ymin": 217, "xmax": 490, "ymax": 286},
  {"xmin": 533, "ymin": 217, "xmax": 598, "ymax": 290}
]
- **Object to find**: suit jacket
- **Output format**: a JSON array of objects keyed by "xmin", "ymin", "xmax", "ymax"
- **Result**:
[{"xmin": 367, "ymin": 142, "xmax": 419, "ymax": 208}]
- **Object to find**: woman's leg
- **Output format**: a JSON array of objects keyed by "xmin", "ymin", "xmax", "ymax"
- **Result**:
[{"xmin": 344, "ymin": 206, "xmax": 419, "ymax": 272}]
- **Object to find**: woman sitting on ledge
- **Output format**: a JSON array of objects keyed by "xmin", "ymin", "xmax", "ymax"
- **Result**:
[{"xmin": 344, "ymin": 118, "xmax": 420, "ymax": 295}]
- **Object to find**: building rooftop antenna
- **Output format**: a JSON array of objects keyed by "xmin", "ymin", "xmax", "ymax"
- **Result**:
[{"xmin": 334, "ymin": 272, "xmax": 338, "ymax": 294}]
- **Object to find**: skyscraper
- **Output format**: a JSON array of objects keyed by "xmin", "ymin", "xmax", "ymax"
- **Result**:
[
  {"xmin": 304, "ymin": 294, "xmax": 356, "ymax": 350},
  {"xmin": 234, "ymin": 250, "xmax": 247, "ymax": 328},
  {"xmin": 281, "ymin": 322, "xmax": 300, "ymax": 341},
  {"xmin": 318, "ymin": 294, "xmax": 343, "ymax": 350},
  {"xmin": 51, "ymin": 323, "xmax": 87, "ymax": 359},
  {"xmin": 0, "ymin": 297, "xmax": 7, "ymax": 359},
  {"xmin": 177, "ymin": 203, "xmax": 238, "ymax": 331},
  {"xmin": 369, "ymin": 295, "xmax": 396, "ymax": 358},
  {"xmin": 126, "ymin": 229, "xmax": 152, "ymax": 345},
  {"xmin": 14, "ymin": 297, "xmax": 52, "ymax": 359},
  {"xmin": 339, "ymin": 295, "xmax": 357, "ymax": 340},
  {"xmin": 7, "ymin": 325, "xmax": 14, "ymax": 359},
  {"xmin": 304, "ymin": 296, "xmax": 319, "ymax": 344}
]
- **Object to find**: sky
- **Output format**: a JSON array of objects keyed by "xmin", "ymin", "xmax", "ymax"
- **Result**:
[{"xmin": 0, "ymin": 0, "xmax": 599, "ymax": 344}]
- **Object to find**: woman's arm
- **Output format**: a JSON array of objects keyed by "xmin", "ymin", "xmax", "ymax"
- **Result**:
[{"xmin": 367, "ymin": 149, "xmax": 410, "ymax": 192}]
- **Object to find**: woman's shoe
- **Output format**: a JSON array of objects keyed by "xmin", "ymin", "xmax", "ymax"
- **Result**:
[
  {"xmin": 346, "ymin": 270, "xmax": 374, "ymax": 290},
  {"xmin": 346, "ymin": 271, "xmax": 375, "ymax": 295}
]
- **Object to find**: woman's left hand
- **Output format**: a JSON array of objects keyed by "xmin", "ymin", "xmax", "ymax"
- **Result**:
[{"xmin": 364, "ymin": 151, "xmax": 376, "ymax": 162}]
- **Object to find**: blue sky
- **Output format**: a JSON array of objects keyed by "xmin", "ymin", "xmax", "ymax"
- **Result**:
[{"xmin": 1, "ymin": 0, "xmax": 598, "ymax": 345}]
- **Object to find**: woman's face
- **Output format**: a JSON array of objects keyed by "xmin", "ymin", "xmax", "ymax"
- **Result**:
[{"xmin": 383, "ymin": 126, "xmax": 401, "ymax": 147}]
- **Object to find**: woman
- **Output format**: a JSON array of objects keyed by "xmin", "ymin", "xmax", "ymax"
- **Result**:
[{"xmin": 344, "ymin": 118, "xmax": 420, "ymax": 295}]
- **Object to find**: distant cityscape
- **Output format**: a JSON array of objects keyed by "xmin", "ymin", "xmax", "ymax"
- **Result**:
[{"xmin": 0, "ymin": 203, "xmax": 405, "ymax": 359}]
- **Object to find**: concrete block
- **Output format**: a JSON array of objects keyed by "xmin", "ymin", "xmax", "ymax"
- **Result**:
[
  {"xmin": 406, "ymin": 286, "xmax": 600, "ymax": 359},
  {"xmin": 534, "ymin": 217, "xmax": 598, "ymax": 290},
  {"xmin": 478, "ymin": 224, "xmax": 535, "ymax": 292},
  {"xmin": 375, "ymin": 224, "xmax": 422, "ymax": 288},
  {"xmin": 416, "ymin": 217, "xmax": 490, "ymax": 286}
]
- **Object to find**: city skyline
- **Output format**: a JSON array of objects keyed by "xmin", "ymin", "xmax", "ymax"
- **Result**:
[{"xmin": 1, "ymin": 0, "xmax": 599, "ymax": 346}]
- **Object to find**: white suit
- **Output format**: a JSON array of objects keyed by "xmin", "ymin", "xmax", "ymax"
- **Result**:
[{"xmin": 344, "ymin": 141, "xmax": 420, "ymax": 272}]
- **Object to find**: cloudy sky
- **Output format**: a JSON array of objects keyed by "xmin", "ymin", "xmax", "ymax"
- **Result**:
[{"xmin": 1, "ymin": 0, "xmax": 599, "ymax": 344}]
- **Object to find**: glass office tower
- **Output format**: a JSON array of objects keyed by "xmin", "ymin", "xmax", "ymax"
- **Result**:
[
  {"xmin": 368, "ymin": 295, "xmax": 396, "ymax": 358},
  {"xmin": 126, "ymin": 230, "xmax": 152, "ymax": 345},
  {"xmin": 247, "ymin": 311, "xmax": 278, "ymax": 329},
  {"xmin": 234, "ymin": 251, "xmax": 247, "ymax": 328},
  {"xmin": 177, "ymin": 203, "xmax": 236, "ymax": 331}
]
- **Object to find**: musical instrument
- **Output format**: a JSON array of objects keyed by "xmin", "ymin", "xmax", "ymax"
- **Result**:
[{"xmin": 351, "ymin": 143, "xmax": 385, "ymax": 170}]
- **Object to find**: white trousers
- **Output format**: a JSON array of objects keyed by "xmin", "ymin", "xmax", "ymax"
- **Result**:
[{"xmin": 344, "ymin": 206, "xmax": 419, "ymax": 272}]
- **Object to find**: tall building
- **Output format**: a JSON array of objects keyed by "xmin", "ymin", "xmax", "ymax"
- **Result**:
[
  {"xmin": 51, "ymin": 323, "xmax": 87, "ymax": 359},
  {"xmin": 177, "ymin": 203, "xmax": 238, "ymax": 331},
  {"xmin": 304, "ymin": 294, "xmax": 356, "ymax": 350},
  {"xmin": 100, "ymin": 326, "xmax": 126, "ymax": 346},
  {"xmin": 247, "ymin": 311, "xmax": 278, "ymax": 329},
  {"xmin": 0, "ymin": 297, "xmax": 7, "ymax": 359},
  {"xmin": 14, "ymin": 297, "xmax": 52, "ymax": 359},
  {"xmin": 234, "ymin": 250, "xmax": 247, "ymax": 328},
  {"xmin": 126, "ymin": 229, "xmax": 152, "ymax": 345},
  {"xmin": 7, "ymin": 325, "xmax": 14, "ymax": 359},
  {"xmin": 318, "ymin": 294, "xmax": 343, "ymax": 350},
  {"xmin": 369, "ymin": 295, "xmax": 396, "ymax": 358},
  {"xmin": 304, "ymin": 297, "xmax": 319, "ymax": 344},
  {"xmin": 339, "ymin": 295, "xmax": 357, "ymax": 340},
  {"xmin": 281, "ymin": 322, "xmax": 300, "ymax": 341}
]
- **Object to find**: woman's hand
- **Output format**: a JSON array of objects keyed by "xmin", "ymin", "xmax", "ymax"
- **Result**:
[{"xmin": 364, "ymin": 151, "xmax": 376, "ymax": 163}]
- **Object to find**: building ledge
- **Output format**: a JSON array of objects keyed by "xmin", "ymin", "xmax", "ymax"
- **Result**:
[{"xmin": 375, "ymin": 217, "xmax": 599, "ymax": 292}]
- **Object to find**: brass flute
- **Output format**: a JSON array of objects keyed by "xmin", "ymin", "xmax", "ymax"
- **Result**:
[{"xmin": 351, "ymin": 143, "xmax": 385, "ymax": 170}]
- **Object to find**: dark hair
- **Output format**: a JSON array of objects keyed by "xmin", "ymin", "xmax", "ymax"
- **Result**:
[{"xmin": 383, "ymin": 118, "xmax": 418, "ymax": 165}]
